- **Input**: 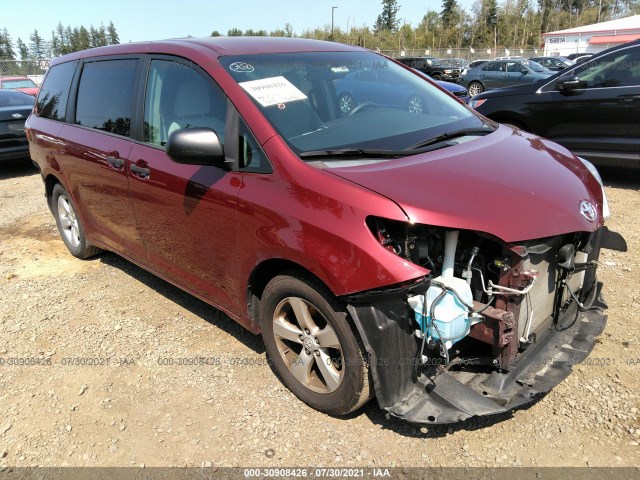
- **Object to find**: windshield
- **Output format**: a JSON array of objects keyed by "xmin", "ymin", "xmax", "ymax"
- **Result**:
[
  {"xmin": 524, "ymin": 60, "xmax": 546, "ymax": 72},
  {"xmin": 2, "ymin": 78, "xmax": 37, "ymax": 89},
  {"xmin": 220, "ymin": 51, "xmax": 487, "ymax": 157}
]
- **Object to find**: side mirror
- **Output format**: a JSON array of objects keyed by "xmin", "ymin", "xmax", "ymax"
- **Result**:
[
  {"xmin": 521, "ymin": 69, "xmax": 529, "ymax": 75},
  {"xmin": 556, "ymin": 77, "xmax": 582, "ymax": 91},
  {"xmin": 166, "ymin": 128, "xmax": 226, "ymax": 167}
]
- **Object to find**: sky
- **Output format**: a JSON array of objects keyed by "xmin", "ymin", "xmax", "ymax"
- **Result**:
[{"xmin": 1, "ymin": 0, "xmax": 474, "ymax": 47}]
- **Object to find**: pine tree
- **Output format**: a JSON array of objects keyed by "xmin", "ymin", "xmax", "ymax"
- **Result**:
[
  {"xmin": 374, "ymin": 0, "xmax": 400, "ymax": 33},
  {"xmin": 441, "ymin": 0, "xmax": 460, "ymax": 28},
  {"xmin": 107, "ymin": 21, "xmax": 119, "ymax": 45},
  {"xmin": 1, "ymin": 28, "xmax": 16, "ymax": 59},
  {"xmin": 17, "ymin": 38, "xmax": 29, "ymax": 60},
  {"xmin": 29, "ymin": 29, "xmax": 48, "ymax": 59}
]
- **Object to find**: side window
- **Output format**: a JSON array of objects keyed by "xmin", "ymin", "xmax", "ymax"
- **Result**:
[
  {"xmin": 36, "ymin": 61, "xmax": 76, "ymax": 120},
  {"xmin": 483, "ymin": 62, "xmax": 499, "ymax": 72},
  {"xmin": 573, "ymin": 49, "xmax": 640, "ymax": 88},
  {"xmin": 75, "ymin": 59, "xmax": 138, "ymax": 137},
  {"xmin": 143, "ymin": 60, "xmax": 227, "ymax": 148},
  {"xmin": 506, "ymin": 62, "xmax": 519, "ymax": 73}
]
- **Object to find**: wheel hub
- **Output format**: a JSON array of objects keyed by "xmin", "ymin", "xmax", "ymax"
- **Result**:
[{"xmin": 303, "ymin": 337, "xmax": 315, "ymax": 352}]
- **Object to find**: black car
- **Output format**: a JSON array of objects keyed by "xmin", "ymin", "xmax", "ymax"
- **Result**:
[
  {"xmin": 470, "ymin": 40, "xmax": 640, "ymax": 168},
  {"xmin": 395, "ymin": 56, "xmax": 450, "ymax": 80},
  {"xmin": 0, "ymin": 89, "xmax": 34, "ymax": 162}
]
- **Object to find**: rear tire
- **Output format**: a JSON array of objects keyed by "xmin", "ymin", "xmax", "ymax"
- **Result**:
[
  {"xmin": 338, "ymin": 93, "xmax": 355, "ymax": 114},
  {"xmin": 468, "ymin": 81, "xmax": 484, "ymax": 96},
  {"xmin": 51, "ymin": 184, "xmax": 101, "ymax": 259},
  {"xmin": 260, "ymin": 274, "xmax": 372, "ymax": 415}
]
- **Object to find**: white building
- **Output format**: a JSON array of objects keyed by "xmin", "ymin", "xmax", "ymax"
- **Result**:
[{"xmin": 543, "ymin": 15, "xmax": 640, "ymax": 57}]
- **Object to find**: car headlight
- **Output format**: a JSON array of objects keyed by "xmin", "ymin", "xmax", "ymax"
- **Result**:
[{"xmin": 578, "ymin": 157, "xmax": 610, "ymax": 220}]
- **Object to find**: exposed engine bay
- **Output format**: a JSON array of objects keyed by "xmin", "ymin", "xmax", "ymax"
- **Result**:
[{"xmin": 345, "ymin": 217, "xmax": 627, "ymax": 424}]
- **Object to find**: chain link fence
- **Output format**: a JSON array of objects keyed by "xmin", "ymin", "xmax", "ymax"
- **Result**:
[
  {"xmin": 0, "ymin": 60, "xmax": 51, "ymax": 86},
  {"xmin": 380, "ymin": 48, "xmax": 542, "ymax": 62}
]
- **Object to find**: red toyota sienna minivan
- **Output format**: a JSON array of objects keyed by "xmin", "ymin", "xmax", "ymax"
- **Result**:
[{"xmin": 26, "ymin": 37, "xmax": 626, "ymax": 424}]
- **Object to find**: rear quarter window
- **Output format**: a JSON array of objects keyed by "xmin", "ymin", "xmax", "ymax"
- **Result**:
[{"xmin": 36, "ymin": 61, "xmax": 76, "ymax": 121}]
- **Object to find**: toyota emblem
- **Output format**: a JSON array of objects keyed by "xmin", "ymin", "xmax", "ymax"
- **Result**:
[{"xmin": 579, "ymin": 200, "xmax": 597, "ymax": 222}]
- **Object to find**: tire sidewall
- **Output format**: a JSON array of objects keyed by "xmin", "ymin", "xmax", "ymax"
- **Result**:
[
  {"xmin": 260, "ymin": 275, "xmax": 368, "ymax": 415},
  {"xmin": 51, "ymin": 184, "xmax": 89, "ymax": 258}
]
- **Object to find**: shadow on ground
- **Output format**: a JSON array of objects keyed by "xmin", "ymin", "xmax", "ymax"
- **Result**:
[
  {"xmin": 99, "ymin": 252, "xmax": 265, "ymax": 355},
  {"xmin": 0, "ymin": 157, "xmax": 38, "ymax": 180}
]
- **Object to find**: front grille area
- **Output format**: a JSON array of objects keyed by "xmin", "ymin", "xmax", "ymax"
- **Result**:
[{"xmin": 517, "ymin": 249, "xmax": 587, "ymax": 340}]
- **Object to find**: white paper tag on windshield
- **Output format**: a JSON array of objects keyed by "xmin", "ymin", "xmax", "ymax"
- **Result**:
[{"xmin": 239, "ymin": 76, "xmax": 307, "ymax": 107}]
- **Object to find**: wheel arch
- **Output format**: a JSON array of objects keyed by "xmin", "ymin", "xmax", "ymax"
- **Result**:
[
  {"xmin": 246, "ymin": 258, "xmax": 338, "ymax": 332},
  {"xmin": 44, "ymin": 172, "xmax": 64, "ymax": 211}
]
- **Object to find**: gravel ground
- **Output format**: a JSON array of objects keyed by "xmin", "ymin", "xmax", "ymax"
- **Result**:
[{"xmin": 0, "ymin": 158, "xmax": 638, "ymax": 468}]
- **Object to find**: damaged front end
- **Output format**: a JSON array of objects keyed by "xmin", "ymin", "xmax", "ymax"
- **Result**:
[{"xmin": 345, "ymin": 218, "xmax": 627, "ymax": 424}]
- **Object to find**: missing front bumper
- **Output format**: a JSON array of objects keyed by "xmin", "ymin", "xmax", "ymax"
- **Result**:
[{"xmin": 347, "ymin": 282, "xmax": 607, "ymax": 425}]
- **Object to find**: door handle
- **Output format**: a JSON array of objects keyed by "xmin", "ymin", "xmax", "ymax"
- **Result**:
[
  {"xmin": 106, "ymin": 155, "xmax": 124, "ymax": 169},
  {"xmin": 131, "ymin": 160, "xmax": 150, "ymax": 178}
]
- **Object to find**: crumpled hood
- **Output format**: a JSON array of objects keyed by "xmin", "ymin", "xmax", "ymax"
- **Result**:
[{"xmin": 326, "ymin": 125, "xmax": 603, "ymax": 242}]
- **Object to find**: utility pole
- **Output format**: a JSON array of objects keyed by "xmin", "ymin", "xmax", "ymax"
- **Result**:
[{"xmin": 331, "ymin": 7, "xmax": 338, "ymax": 41}]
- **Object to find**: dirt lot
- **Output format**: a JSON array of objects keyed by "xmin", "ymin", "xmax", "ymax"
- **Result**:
[{"xmin": 0, "ymin": 158, "xmax": 638, "ymax": 468}]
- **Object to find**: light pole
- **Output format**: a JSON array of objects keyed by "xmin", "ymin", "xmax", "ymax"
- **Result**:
[{"xmin": 331, "ymin": 6, "xmax": 338, "ymax": 41}]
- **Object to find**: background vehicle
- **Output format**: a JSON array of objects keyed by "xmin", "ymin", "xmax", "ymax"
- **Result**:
[
  {"xmin": 471, "ymin": 40, "xmax": 640, "ymax": 168},
  {"xmin": 529, "ymin": 56, "xmax": 574, "ymax": 71},
  {"xmin": 412, "ymin": 68, "xmax": 470, "ymax": 103},
  {"xmin": 438, "ymin": 58, "xmax": 468, "ymax": 82},
  {"xmin": 336, "ymin": 68, "xmax": 426, "ymax": 113},
  {"xmin": 461, "ymin": 59, "xmax": 553, "ymax": 96},
  {"xmin": 461, "ymin": 59, "xmax": 490, "ymax": 77},
  {"xmin": 0, "ymin": 76, "xmax": 39, "ymax": 96},
  {"xmin": 395, "ymin": 56, "xmax": 446, "ymax": 80},
  {"xmin": 27, "ymin": 37, "xmax": 623, "ymax": 425},
  {"xmin": 0, "ymin": 89, "xmax": 34, "ymax": 161}
]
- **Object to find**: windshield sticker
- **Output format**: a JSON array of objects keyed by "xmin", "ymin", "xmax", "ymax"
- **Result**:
[
  {"xmin": 239, "ymin": 76, "xmax": 307, "ymax": 107},
  {"xmin": 229, "ymin": 62, "xmax": 254, "ymax": 73}
]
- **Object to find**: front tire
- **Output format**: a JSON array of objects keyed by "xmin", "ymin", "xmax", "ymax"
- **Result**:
[
  {"xmin": 51, "ymin": 184, "xmax": 101, "ymax": 259},
  {"xmin": 260, "ymin": 274, "xmax": 372, "ymax": 415}
]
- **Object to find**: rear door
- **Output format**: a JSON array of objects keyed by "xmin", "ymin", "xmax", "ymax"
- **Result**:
[
  {"xmin": 127, "ymin": 57, "xmax": 242, "ymax": 312},
  {"xmin": 480, "ymin": 61, "xmax": 506, "ymax": 90},
  {"xmin": 530, "ymin": 45, "xmax": 640, "ymax": 166},
  {"xmin": 57, "ymin": 57, "xmax": 145, "ymax": 257}
]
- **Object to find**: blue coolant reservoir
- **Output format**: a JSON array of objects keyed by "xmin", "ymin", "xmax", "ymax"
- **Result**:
[{"xmin": 408, "ymin": 275, "xmax": 473, "ymax": 349}]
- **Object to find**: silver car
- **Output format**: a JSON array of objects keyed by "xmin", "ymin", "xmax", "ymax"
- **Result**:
[{"xmin": 461, "ymin": 59, "xmax": 554, "ymax": 96}]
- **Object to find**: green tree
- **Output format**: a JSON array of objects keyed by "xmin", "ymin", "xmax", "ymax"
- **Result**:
[
  {"xmin": 107, "ymin": 21, "xmax": 119, "ymax": 45},
  {"xmin": 210, "ymin": 30, "xmax": 222, "ymax": 37},
  {"xmin": 0, "ymin": 28, "xmax": 16, "ymax": 59},
  {"xmin": 374, "ymin": 0, "xmax": 400, "ymax": 32},
  {"xmin": 227, "ymin": 27, "xmax": 243, "ymax": 36},
  {"xmin": 441, "ymin": 0, "xmax": 460, "ymax": 28},
  {"xmin": 29, "ymin": 29, "xmax": 48, "ymax": 59},
  {"xmin": 16, "ymin": 38, "xmax": 29, "ymax": 60}
]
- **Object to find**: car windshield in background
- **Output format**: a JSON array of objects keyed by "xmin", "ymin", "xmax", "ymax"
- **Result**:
[
  {"xmin": 523, "ymin": 60, "xmax": 546, "ymax": 72},
  {"xmin": 2, "ymin": 79, "xmax": 38, "ymax": 89},
  {"xmin": 0, "ymin": 90, "xmax": 34, "ymax": 107},
  {"xmin": 220, "ymin": 51, "xmax": 486, "ymax": 157}
]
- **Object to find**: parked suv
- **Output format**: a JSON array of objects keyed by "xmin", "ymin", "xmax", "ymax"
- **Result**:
[
  {"xmin": 471, "ymin": 40, "xmax": 640, "ymax": 168},
  {"xmin": 27, "ymin": 37, "xmax": 624, "ymax": 424},
  {"xmin": 395, "ymin": 56, "xmax": 448, "ymax": 80}
]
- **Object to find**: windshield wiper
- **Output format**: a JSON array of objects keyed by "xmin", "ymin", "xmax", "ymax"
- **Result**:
[
  {"xmin": 407, "ymin": 127, "xmax": 493, "ymax": 150},
  {"xmin": 300, "ymin": 148, "xmax": 406, "ymax": 159}
]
